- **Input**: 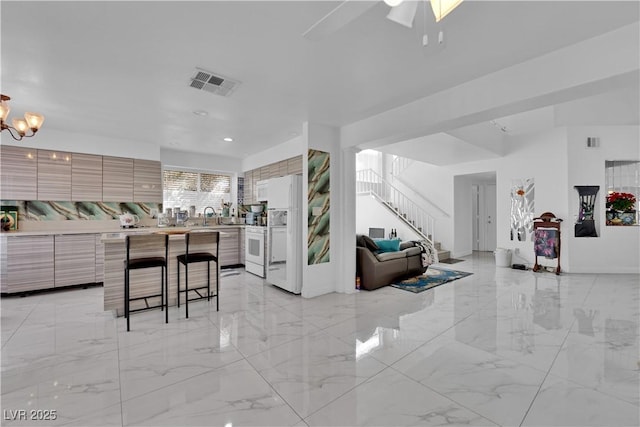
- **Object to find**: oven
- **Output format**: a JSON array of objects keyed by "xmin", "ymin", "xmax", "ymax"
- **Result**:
[{"xmin": 245, "ymin": 226, "xmax": 266, "ymax": 277}]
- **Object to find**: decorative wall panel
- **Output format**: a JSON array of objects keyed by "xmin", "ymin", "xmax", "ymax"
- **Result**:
[
  {"xmin": 510, "ymin": 178, "xmax": 535, "ymax": 241},
  {"xmin": 307, "ymin": 149, "xmax": 330, "ymax": 264}
]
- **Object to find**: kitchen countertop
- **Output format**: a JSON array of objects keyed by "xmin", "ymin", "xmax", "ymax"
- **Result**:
[{"xmin": 1, "ymin": 224, "xmax": 246, "ymax": 237}]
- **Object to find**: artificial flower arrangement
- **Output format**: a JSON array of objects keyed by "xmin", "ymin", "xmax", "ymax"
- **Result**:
[{"xmin": 606, "ymin": 192, "xmax": 636, "ymax": 212}]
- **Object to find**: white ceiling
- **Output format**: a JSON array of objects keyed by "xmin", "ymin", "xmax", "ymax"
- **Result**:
[{"xmin": 1, "ymin": 1, "xmax": 638, "ymax": 160}]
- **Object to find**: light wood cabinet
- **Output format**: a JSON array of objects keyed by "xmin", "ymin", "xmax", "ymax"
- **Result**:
[
  {"xmin": 219, "ymin": 228, "xmax": 239, "ymax": 267},
  {"xmin": 37, "ymin": 150, "xmax": 72, "ymax": 200},
  {"xmin": 95, "ymin": 234, "xmax": 104, "ymax": 283},
  {"xmin": 54, "ymin": 234, "xmax": 96, "ymax": 287},
  {"xmin": 0, "ymin": 145, "xmax": 37, "ymax": 200},
  {"xmin": 103, "ymin": 156, "xmax": 133, "ymax": 202},
  {"xmin": 134, "ymin": 159, "xmax": 162, "ymax": 202},
  {"xmin": 72, "ymin": 153, "xmax": 103, "ymax": 201},
  {"xmin": 0, "ymin": 235, "xmax": 54, "ymax": 293},
  {"xmin": 239, "ymin": 227, "xmax": 245, "ymax": 264},
  {"xmin": 244, "ymin": 170, "xmax": 254, "ymax": 204},
  {"xmin": 287, "ymin": 156, "xmax": 302, "ymax": 175}
]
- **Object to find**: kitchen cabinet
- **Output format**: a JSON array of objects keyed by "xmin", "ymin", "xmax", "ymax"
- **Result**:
[
  {"xmin": 244, "ymin": 170, "xmax": 254, "ymax": 204},
  {"xmin": 54, "ymin": 234, "xmax": 96, "ymax": 287},
  {"xmin": 0, "ymin": 145, "xmax": 37, "ymax": 200},
  {"xmin": 72, "ymin": 153, "xmax": 103, "ymax": 201},
  {"xmin": 278, "ymin": 160, "xmax": 288, "ymax": 177},
  {"xmin": 219, "ymin": 228, "xmax": 240, "ymax": 267},
  {"xmin": 103, "ymin": 156, "xmax": 133, "ymax": 202},
  {"xmin": 239, "ymin": 227, "xmax": 245, "ymax": 264},
  {"xmin": 95, "ymin": 234, "xmax": 105, "ymax": 283},
  {"xmin": 37, "ymin": 150, "xmax": 72, "ymax": 200},
  {"xmin": 0, "ymin": 235, "xmax": 54, "ymax": 293},
  {"xmin": 287, "ymin": 156, "xmax": 302, "ymax": 175},
  {"xmin": 134, "ymin": 159, "xmax": 162, "ymax": 202},
  {"xmin": 256, "ymin": 180, "xmax": 269, "ymax": 201}
]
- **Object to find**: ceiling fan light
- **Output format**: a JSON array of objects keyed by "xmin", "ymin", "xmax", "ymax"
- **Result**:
[
  {"xmin": 12, "ymin": 118, "xmax": 28, "ymax": 135},
  {"xmin": 0, "ymin": 100, "xmax": 10, "ymax": 122},
  {"xmin": 384, "ymin": 0, "xmax": 405, "ymax": 6},
  {"xmin": 24, "ymin": 112, "xmax": 45, "ymax": 130},
  {"xmin": 430, "ymin": 0, "xmax": 464, "ymax": 22},
  {"xmin": 386, "ymin": 0, "xmax": 419, "ymax": 28}
]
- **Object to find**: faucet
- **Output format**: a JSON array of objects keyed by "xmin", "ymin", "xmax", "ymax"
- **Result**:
[{"xmin": 203, "ymin": 206, "xmax": 215, "ymax": 226}]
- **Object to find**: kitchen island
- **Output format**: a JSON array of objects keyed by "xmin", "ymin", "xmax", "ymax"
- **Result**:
[{"xmin": 101, "ymin": 225, "xmax": 244, "ymax": 316}]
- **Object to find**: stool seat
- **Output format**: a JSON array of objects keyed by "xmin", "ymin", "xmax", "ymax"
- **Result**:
[
  {"xmin": 127, "ymin": 257, "xmax": 167, "ymax": 269},
  {"xmin": 177, "ymin": 252, "xmax": 217, "ymax": 264},
  {"xmin": 177, "ymin": 231, "xmax": 220, "ymax": 318}
]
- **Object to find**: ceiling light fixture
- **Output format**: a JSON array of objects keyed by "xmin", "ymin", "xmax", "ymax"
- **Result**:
[
  {"xmin": 223, "ymin": 137, "xmax": 233, "ymax": 142},
  {"xmin": 0, "ymin": 94, "xmax": 45, "ymax": 141},
  {"xmin": 193, "ymin": 110, "xmax": 208, "ymax": 117},
  {"xmin": 384, "ymin": 0, "xmax": 405, "ymax": 6},
  {"xmin": 430, "ymin": 0, "xmax": 464, "ymax": 22}
]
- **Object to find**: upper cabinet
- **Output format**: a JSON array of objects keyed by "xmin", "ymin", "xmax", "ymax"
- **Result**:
[
  {"xmin": 72, "ymin": 153, "xmax": 103, "ymax": 201},
  {"xmin": 243, "ymin": 156, "xmax": 303, "ymax": 205},
  {"xmin": 133, "ymin": 159, "xmax": 162, "ymax": 202},
  {"xmin": 0, "ymin": 145, "xmax": 37, "ymax": 200},
  {"xmin": 37, "ymin": 150, "xmax": 72, "ymax": 201},
  {"xmin": 103, "ymin": 156, "xmax": 133, "ymax": 202}
]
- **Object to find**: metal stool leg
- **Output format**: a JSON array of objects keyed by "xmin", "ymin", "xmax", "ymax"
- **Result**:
[
  {"xmin": 216, "ymin": 260, "xmax": 219, "ymax": 312},
  {"xmin": 185, "ymin": 262, "xmax": 189, "ymax": 319},
  {"xmin": 207, "ymin": 261, "xmax": 211, "ymax": 302},
  {"xmin": 164, "ymin": 265, "xmax": 168, "ymax": 324},
  {"xmin": 125, "ymin": 267, "xmax": 130, "ymax": 332},
  {"xmin": 177, "ymin": 261, "xmax": 180, "ymax": 308}
]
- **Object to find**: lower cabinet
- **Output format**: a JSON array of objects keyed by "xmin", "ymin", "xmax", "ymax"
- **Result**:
[
  {"xmin": 239, "ymin": 227, "xmax": 245, "ymax": 265},
  {"xmin": 0, "ymin": 235, "xmax": 55, "ymax": 293},
  {"xmin": 219, "ymin": 228, "xmax": 240, "ymax": 267},
  {"xmin": 54, "ymin": 234, "xmax": 96, "ymax": 287}
]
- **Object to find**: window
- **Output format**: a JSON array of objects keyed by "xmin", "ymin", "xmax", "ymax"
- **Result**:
[{"xmin": 163, "ymin": 169, "xmax": 231, "ymax": 216}]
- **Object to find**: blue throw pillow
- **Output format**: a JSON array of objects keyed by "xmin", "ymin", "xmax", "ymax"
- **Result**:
[{"xmin": 374, "ymin": 238, "xmax": 401, "ymax": 253}]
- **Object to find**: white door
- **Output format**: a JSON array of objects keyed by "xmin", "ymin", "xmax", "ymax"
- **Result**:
[{"xmin": 473, "ymin": 184, "xmax": 497, "ymax": 252}]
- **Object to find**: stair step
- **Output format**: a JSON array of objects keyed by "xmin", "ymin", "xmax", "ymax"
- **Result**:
[
  {"xmin": 437, "ymin": 250, "xmax": 450, "ymax": 261},
  {"xmin": 434, "ymin": 241, "xmax": 441, "ymax": 250}
]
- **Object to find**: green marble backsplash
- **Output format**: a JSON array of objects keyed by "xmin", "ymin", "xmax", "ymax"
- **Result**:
[{"xmin": 0, "ymin": 201, "xmax": 162, "ymax": 221}]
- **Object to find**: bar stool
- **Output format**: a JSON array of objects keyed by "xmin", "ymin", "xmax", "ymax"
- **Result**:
[
  {"xmin": 124, "ymin": 233, "xmax": 169, "ymax": 331},
  {"xmin": 176, "ymin": 231, "xmax": 220, "ymax": 318}
]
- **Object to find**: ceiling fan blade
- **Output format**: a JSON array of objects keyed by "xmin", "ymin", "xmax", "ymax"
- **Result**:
[
  {"xmin": 386, "ymin": 0, "xmax": 419, "ymax": 28},
  {"xmin": 303, "ymin": 0, "xmax": 379, "ymax": 41}
]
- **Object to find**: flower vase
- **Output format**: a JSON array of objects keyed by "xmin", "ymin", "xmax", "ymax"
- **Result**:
[{"xmin": 619, "ymin": 211, "xmax": 636, "ymax": 225}]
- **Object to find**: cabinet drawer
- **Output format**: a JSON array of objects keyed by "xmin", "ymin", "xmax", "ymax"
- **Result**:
[{"xmin": 54, "ymin": 234, "xmax": 96, "ymax": 287}]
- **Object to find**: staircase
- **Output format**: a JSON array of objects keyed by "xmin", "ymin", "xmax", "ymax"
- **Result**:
[{"xmin": 356, "ymin": 169, "xmax": 450, "ymax": 261}]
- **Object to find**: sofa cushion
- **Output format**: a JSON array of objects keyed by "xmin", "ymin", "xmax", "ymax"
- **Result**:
[
  {"xmin": 375, "ymin": 250, "xmax": 407, "ymax": 262},
  {"xmin": 404, "ymin": 247, "xmax": 422, "ymax": 256},
  {"xmin": 374, "ymin": 238, "xmax": 401, "ymax": 253},
  {"xmin": 357, "ymin": 235, "xmax": 379, "ymax": 251}
]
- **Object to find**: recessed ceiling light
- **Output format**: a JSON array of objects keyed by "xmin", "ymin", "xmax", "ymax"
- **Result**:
[
  {"xmin": 193, "ymin": 110, "xmax": 208, "ymax": 117},
  {"xmin": 223, "ymin": 137, "xmax": 233, "ymax": 142},
  {"xmin": 169, "ymin": 141, "xmax": 181, "ymax": 146}
]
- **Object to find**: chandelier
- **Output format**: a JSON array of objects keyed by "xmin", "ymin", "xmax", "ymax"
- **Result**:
[{"xmin": 0, "ymin": 94, "xmax": 45, "ymax": 141}]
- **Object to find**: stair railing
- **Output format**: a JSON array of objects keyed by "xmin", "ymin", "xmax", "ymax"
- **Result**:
[
  {"xmin": 390, "ymin": 155, "xmax": 413, "ymax": 177},
  {"xmin": 356, "ymin": 168, "xmax": 435, "ymax": 244}
]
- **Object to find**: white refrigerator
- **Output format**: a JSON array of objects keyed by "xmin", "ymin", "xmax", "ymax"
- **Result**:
[{"xmin": 267, "ymin": 174, "xmax": 302, "ymax": 294}]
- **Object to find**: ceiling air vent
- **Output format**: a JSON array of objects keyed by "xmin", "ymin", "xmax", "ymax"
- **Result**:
[{"xmin": 189, "ymin": 68, "xmax": 240, "ymax": 97}]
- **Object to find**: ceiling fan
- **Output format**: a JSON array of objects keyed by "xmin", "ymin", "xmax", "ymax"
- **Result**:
[{"xmin": 302, "ymin": 0, "xmax": 464, "ymax": 41}]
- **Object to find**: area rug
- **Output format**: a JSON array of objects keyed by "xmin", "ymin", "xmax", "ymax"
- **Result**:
[
  {"xmin": 391, "ymin": 268, "xmax": 472, "ymax": 293},
  {"xmin": 439, "ymin": 258, "xmax": 464, "ymax": 264}
]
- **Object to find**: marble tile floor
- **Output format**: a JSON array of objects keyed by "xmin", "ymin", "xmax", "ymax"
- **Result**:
[{"xmin": 1, "ymin": 252, "xmax": 638, "ymax": 427}]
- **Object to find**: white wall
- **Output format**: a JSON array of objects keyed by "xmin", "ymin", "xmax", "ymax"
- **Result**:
[
  {"xmin": 242, "ymin": 135, "xmax": 303, "ymax": 172},
  {"xmin": 161, "ymin": 148, "xmax": 242, "ymax": 174},
  {"xmin": 566, "ymin": 126, "xmax": 639, "ymax": 273},
  {"xmin": 355, "ymin": 194, "xmax": 425, "ymax": 242}
]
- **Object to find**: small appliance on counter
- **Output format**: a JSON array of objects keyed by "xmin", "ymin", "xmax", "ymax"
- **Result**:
[
  {"xmin": 0, "ymin": 206, "xmax": 18, "ymax": 231},
  {"xmin": 157, "ymin": 213, "xmax": 170, "ymax": 227},
  {"xmin": 245, "ymin": 212, "xmax": 258, "ymax": 226},
  {"xmin": 119, "ymin": 212, "xmax": 140, "ymax": 229}
]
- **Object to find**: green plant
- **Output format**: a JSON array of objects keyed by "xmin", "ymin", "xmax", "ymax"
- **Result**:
[{"xmin": 606, "ymin": 192, "xmax": 636, "ymax": 211}]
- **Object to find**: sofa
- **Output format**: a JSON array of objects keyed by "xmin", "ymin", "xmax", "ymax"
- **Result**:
[{"xmin": 356, "ymin": 235, "xmax": 427, "ymax": 290}]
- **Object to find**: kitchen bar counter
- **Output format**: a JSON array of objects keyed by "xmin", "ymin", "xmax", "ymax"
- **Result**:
[
  {"xmin": 101, "ymin": 225, "xmax": 244, "ymax": 316},
  {"xmin": 3, "ymin": 223, "xmax": 245, "ymax": 237}
]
